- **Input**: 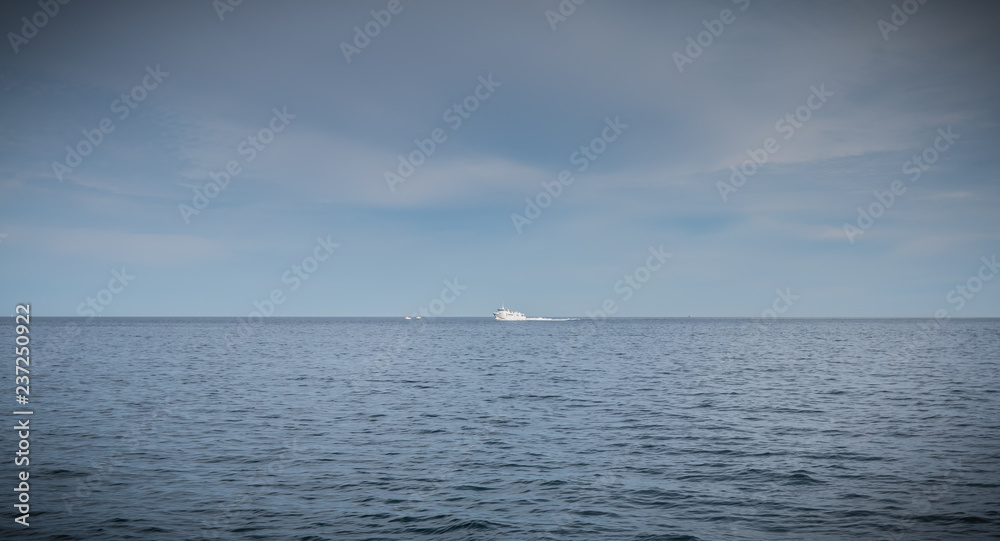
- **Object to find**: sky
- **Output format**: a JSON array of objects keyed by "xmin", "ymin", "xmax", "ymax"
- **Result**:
[{"xmin": 0, "ymin": 0, "xmax": 998, "ymax": 317}]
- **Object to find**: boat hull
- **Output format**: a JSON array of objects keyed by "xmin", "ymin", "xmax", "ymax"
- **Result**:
[
  {"xmin": 494, "ymin": 314, "xmax": 527, "ymax": 321},
  {"xmin": 493, "ymin": 305, "xmax": 527, "ymax": 320}
]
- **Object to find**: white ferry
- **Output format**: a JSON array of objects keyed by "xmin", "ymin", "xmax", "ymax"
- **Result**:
[{"xmin": 493, "ymin": 304, "xmax": 526, "ymax": 321}]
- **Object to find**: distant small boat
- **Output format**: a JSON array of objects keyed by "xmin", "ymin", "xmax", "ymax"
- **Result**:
[
  {"xmin": 415, "ymin": 316, "xmax": 421, "ymax": 319},
  {"xmin": 404, "ymin": 316, "xmax": 411, "ymax": 320},
  {"xmin": 494, "ymin": 304, "xmax": 526, "ymax": 321}
]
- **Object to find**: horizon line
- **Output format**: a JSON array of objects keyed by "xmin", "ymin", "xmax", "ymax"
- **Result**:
[{"xmin": 17, "ymin": 315, "xmax": 1000, "ymax": 320}]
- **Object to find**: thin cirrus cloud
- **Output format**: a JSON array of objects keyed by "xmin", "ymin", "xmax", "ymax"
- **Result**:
[
  {"xmin": 0, "ymin": 0, "xmax": 997, "ymax": 317},
  {"xmin": 33, "ymin": 228, "xmax": 227, "ymax": 266}
]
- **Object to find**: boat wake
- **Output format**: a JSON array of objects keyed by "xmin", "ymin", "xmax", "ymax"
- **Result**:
[{"xmin": 524, "ymin": 317, "xmax": 578, "ymax": 321}]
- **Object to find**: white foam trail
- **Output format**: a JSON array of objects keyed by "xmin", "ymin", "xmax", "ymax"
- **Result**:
[{"xmin": 524, "ymin": 317, "xmax": 578, "ymax": 321}]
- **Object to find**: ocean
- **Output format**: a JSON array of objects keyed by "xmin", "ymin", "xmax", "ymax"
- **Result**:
[{"xmin": 6, "ymin": 317, "xmax": 999, "ymax": 540}]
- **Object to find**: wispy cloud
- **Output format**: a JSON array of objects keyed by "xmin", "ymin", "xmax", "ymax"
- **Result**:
[
  {"xmin": 37, "ymin": 228, "xmax": 227, "ymax": 266},
  {"xmin": 0, "ymin": 0, "xmax": 998, "ymax": 316}
]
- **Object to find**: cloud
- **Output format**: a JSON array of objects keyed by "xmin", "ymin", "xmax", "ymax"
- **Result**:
[
  {"xmin": 1, "ymin": 1, "xmax": 998, "ymax": 316},
  {"xmin": 36, "ymin": 228, "xmax": 225, "ymax": 266},
  {"xmin": 923, "ymin": 191, "xmax": 974, "ymax": 200}
]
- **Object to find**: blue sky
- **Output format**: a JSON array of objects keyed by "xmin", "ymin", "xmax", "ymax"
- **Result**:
[{"xmin": 1, "ymin": 0, "xmax": 998, "ymax": 317}]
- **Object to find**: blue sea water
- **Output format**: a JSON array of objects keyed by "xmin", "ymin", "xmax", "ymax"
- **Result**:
[{"xmin": 4, "ymin": 317, "xmax": 1000, "ymax": 540}]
